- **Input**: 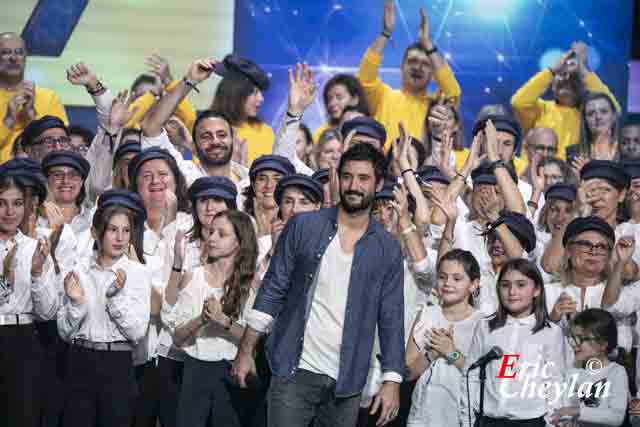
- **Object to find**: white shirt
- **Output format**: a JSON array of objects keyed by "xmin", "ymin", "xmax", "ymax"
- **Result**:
[
  {"xmin": 167, "ymin": 266, "xmax": 254, "ymax": 362},
  {"xmin": 273, "ymin": 114, "xmax": 314, "ymax": 175},
  {"xmin": 546, "ymin": 281, "xmax": 635, "ymax": 352},
  {"xmin": 57, "ymin": 254, "xmax": 151, "ymax": 344},
  {"xmin": 0, "ymin": 231, "xmax": 58, "ymax": 320},
  {"xmin": 453, "ymin": 217, "xmax": 490, "ymax": 268},
  {"xmin": 560, "ymin": 362, "xmax": 628, "ymax": 427},
  {"xmin": 36, "ymin": 203, "xmax": 95, "ymax": 237},
  {"xmin": 461, "ymin": 315, "xmax": 568, "ymax": 426},
  {"xmin": 142, "ymin": 130, "xmax": 249, "ymax": 187},
  {"xmin": 299, "ymin": 234, "xmax": 353, "ymax": 379},
  {"xmin": 408, "ymin": 305, "xmax": 484, "ymax": 427}
]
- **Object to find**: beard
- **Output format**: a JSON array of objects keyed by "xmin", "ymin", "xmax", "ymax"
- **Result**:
[
  {"xmin": 340, "ymin": 190, "xmax": 374, "ymax": 214},
  {"xmin": 196, "ymin": 141, "xmax": 233, "ymax": 167}
]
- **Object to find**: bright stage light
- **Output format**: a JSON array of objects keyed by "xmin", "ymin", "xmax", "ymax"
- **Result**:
[{"xmin": 472, "ymin": 0, "xmax": 517, "ymax": 21}]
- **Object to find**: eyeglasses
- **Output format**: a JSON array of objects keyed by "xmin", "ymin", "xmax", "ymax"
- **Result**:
[
  {"xmin": 0, "ymin": 48, "xmax": 26, "ymax": 57},
  {"xmin": 531, "ymin": 144, "xmax": 557, "ymax": 154},
  {"xmin": 569, "ymin": 239, "xmax": 611, "ymax": 255},
  {"xmin": 49, "ymin": 170, "xmax": 82, "ymax": 183},
  {"xmin": 69, "ymin": 144, "xmax": 89, "ymax": 155},
  {"xmin": 34, "ymin": 136, "xmax": 71, "ymax": 150},
  {"xmin": 568, "ymin": 334, "xmax": 600, "ymax": 348}
]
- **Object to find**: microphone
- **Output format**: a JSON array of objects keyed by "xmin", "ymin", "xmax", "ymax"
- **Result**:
[{"xmin": 468, "ymin": 346, "xmax": 503, "ymax": 370}]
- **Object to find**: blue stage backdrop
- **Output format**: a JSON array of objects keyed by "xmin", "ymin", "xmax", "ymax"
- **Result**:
[{"xmin": 234, "ymin": 0, "xmax": 634, "ymax": 145}]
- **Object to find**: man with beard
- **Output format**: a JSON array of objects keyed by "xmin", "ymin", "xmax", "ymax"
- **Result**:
[
  {"xmin": 140, "ymin": 58, "xmax": 247, "ymax": 187},
  {"xmin": 0, "ymin": 32, "xmax": 68, "ymax": 162},
  {"xmin": 511, "ymin": 41, "xmax": 619, "ymax": 160},
  {"xmin": 357, "ymin": 2, "xmax": 460, "ymax": 150},
  {"xmin": 233, "ymin": 143, "xmax": 405, "ymax": 427}
]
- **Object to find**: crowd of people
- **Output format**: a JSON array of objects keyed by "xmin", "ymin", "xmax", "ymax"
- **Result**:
[{"xmin": 2, "ymin": 2, "xmax": 640, "ymax": 427}]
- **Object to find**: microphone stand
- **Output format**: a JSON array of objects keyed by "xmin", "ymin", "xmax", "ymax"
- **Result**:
[{"xmin": 477, "ymin": 364, "xmax": 487, "ymax": 427}]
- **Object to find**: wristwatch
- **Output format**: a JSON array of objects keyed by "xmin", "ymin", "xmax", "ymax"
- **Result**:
[{"xmin": 445, "ymin": 350, "xmax": 462, "ymax": 365}]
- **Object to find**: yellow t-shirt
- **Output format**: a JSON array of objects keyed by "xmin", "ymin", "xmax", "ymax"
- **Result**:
[
  {"xmin": 511, "ymin": 69, "xmax": 619, "ymax": 160},
  {"xmin": 313, "ymin": 122, "xmax": 332, "ymax": 143},
  {"xmin": 0, "ymin": 86, "xmax": 68, "ymax": 163},
  {"xmin": 454, "ymin": 149, "xmax": 526, "ymax": 176},
  {"xmin": 126, "ymin": 80, "xmax": 196, "ymax": 132},
  {"xmin": 357, "ymin": 48, "xmax": 461, "ymax": 151},
  {"xmin": 236, "ymin": 121, "xmax": 275, "ymax": 165}
]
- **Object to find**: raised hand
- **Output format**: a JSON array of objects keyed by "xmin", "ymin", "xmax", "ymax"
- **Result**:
[
  {"xmin": 20, "ymin": 81, "xmax": 36, "ymax": 121},
  {"xmin": 185, "ymin": 58, "xmax": 218, "ymax": 84},
  {"xmin": 3, "ymin": 242, "xmax": 18, "ymax": 285},
  {"xmin": 550, "ymin": 292, "xmax": 577, "ymax": 322},
  {"xmin": 390, "ymin": 184, "xmax": 410, "ymax": 220},
  {"xmin": 164, "ymin": 190, "xmax": 178, "ymax": 226},
  {"xmin": 43, "ymin": 201, "xmax": 65, "ymax": 232},
  {"xmin": 173, "ymin": 229, "xmax": 186, "ymax": 270},
  {"xmin": 570, "ymin": 155, "xmax": 589, "ymax": 175},
  {"xmin": 530, "ymin": 156, "xmax": 546, "ymax": 194},
  {"xmin": 113, "ymin": 269, "xmax": 127, "ymax": 292},
  {"xmin": 428, "ymin": 184, "xmax": 458, "ymax": 223},
  {"xmin": 383, "ymin": 0, "xmax": 396, "ymax": 34},
  {"xmin": 31, "ymin": 238, "xmax": 50, "ymax": 277},
  {"xmin": 418, "ymin": 8, "xmax": 433, "ymax": 49},
  {"xmin": 66, "ymin": 62, "xmax": 98, "ymax": 88},
  {"xmin": 478, "ymin": 188, "xmax": 501, "ymax": 222},
  {"xmin": 109, "ymin": 90, "xmax": 139, "ymax": 130},
  {"xmin": 615, "ymin": 236, "xmax": 635, "ymax": 265},
  {"xmin": 64, "ymin": 271, "xmax": 85, "ymax": 304},
  {"xmin": 287, "ymin": 62, "xmax": 317, "ymax": 117},
  {"xmin": 394, "ymin": 122, "xmax": 412, "ymax": 172},
  {"xmin": 145, "ymin": 54, "xmax": 173, "ymax": 86},
  {"xmin": 484, "ymin": 119, "xmax": 499, "ymax": 162},
  {"xmin": 231, "ymin": 135, "xmax": 248, "ymax": 167}
]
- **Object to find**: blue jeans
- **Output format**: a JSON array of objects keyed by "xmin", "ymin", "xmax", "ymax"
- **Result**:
[{"xmin": 267, "ymin": 370, "xmax": 361, "ymax": 427}]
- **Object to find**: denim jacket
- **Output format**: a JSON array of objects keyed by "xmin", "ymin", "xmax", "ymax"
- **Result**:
[{"xmin": 253, "ymin": 206, "xmax": 405, "ymax": 397}]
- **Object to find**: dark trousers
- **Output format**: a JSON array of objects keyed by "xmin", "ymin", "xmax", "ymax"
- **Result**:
[
  {"xmin": 62, "ymin": 345, "xmax": 137, "ymax": 427},
  {"xmin": 36, "ymin": 320, "xmax": 67, "ymax": 427},
  {"xmin": 0, "ymin": 324, "xmax": 44, "ymax": 427},
  {"xmin": 132, "ymin": 356, "xmax": 184, "ymax": 427},
  {"xmin": 267, "ymin": 369, "xmax": 361, "ymax": 427},
  {"xmin": 478, "ymin": 416, "xmax": 546, "ymax": 427},
  {"xmin": 176, "ymin": 355, "xmax": 243, "ymax": 427}
]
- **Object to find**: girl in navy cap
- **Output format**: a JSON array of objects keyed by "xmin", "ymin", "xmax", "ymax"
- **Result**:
[
  {"xmin": 170, "ymin": 210, "xmax": 257, "ymax": 427},
  {"xmin": 0, "ymin": 159, "xmax": 59, "ymax": 427},
  {"xmin": 58, "ymin": 189, "xmax": 150, "ymax": 427}
]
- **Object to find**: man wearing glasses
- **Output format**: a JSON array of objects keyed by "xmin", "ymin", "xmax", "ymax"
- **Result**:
[
  {"xmin": 0, "ymin": 32, "xmax": 68, "ymax": 163},
  {"xmin": 20, "ymin": 115, "xmax": 71, "ymax": 163},
  {"xmin": 519, "ymin": 127, "xmax": 559, "ymax": 184}
]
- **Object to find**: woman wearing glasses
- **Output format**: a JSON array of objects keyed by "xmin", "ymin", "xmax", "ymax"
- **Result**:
[{"xmin": 544, "ymin": 217, "xmax": 624, "ymax": 346}]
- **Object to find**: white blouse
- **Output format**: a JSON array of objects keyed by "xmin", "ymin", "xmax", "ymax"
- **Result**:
[
  {"xmin": 461, "ymin": 314, "xmax": 569, "ymax": 426},
  {"xmin": 57, "ymin": 254, "xmax": 151, "ymax": 344},
  {"xmin": 168, "ymin": 266, "xmax": 254, "ymax": 362},
  {"xmin": 559, "ymin": 362, "xmax": 628, "ymax": 427},
  {"xmin": 408, "ymin": 305, "xmax": 484, "ymax": 427},
  {"xmin": 0, "ymin": 231, "xmax": 58, "ymax": 320}
]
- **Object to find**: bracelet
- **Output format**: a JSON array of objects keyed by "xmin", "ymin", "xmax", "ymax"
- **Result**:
[
  {"xmin": 381, "ymin": 30, "xmax": 392, "ymax": 39},
  {"xmin": 182, "ymin": 77, "xmax": 200, "ymax": 93},
  {"xmin": 491, "ymin": 159, "xmax": 507, "ymax": 170},
  {"xmin": 172, "ymin": 265, "xmax": 183, "ymax": 273},
  {"xmin": 400, "ymin": 223, "xmax": 417, "ymax": 236},
  {"xmin": 455, "ymin": 172, "xmax": 466, "ymax": 181},
  {"xmin": 401, "ymin": 168, "xmax": 414, "ymax": 177},
  {"xmin": 286, "ymin": 110, "xmax": 301, "ymax": 119},
  {"xmin": 527, "ymin": 200, "xmax": 539, "ymax": 210},
  {"xmin": 86, "ymin": 80, "xmax": 105, "ymax": 96},
  {"xmin": 425, "ymin": 46, "xmax": 438, "ymax": 55}
]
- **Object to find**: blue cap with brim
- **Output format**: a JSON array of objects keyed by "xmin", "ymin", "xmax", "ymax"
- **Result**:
[
  {"xmin": 188, "ymin": 176, "xmax": 238, "ymax": 203},
  {"xmin": 340, "ymin": 116, "xmax": 387, "ymax": 144},
  {"xmin": 0, "ymin": 158, "xmax": 48, "ymax": 201},
  {"xmin": 97, "ymin": 189, "xmax": 147, "ymax": 222},
  {"xmin": 128, "ymin": 147, "xmax": 175, "ymax": 184},
  {"xmin": 471, "ymin": 162, "xmax": 497, "ymax": 186},
  {"xmin": 21, "ymin": 115, "xmax": 68, "ymax": 146},
  {"xmin": 622, "ymin": 161, "xmax": 640, "ymax": 181},
  {"xmin": 486, "ymin": 210, "xmax": 536, "ymax": 253},
  {"xmin": 274, "ymin": 174, "xmax": 324, "ymax": 206},
  {"xmin": 311, "ymin": 168, "xmax": 329, "ymax": 184},
  {"xmin": 214, "ymin": 54, "xmax": 270, "ymax": 91},
  {"xmin": 562, "ymin": 215, "xmax": 615, "ymax": 247},
  {"xmin": 374, "ymin": 180, "xmax": 398, "ymax": 201},
  {"xmin": 416, "ymin": 165, "xmax": 450, "ymax": 185},
  {"xmin": 113, "ymin": 141, "xmax": 141, "ymax": 169},
  {"xmin": 580, "ymin": 160, "xmax": 630, "ymax": 189},
  {"xmin": 249, "ymin": 155, "xmax": 295, "ymax": 181},
  {"xmin": 545, "ymin": 183, "xmax": 577, "ymax": 203},
  {"xmin": 42, "ymin": 150, "xmax": 90, "ymax": 180}
]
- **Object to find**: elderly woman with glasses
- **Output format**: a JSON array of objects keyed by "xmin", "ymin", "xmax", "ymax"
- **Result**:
[{"xmin": 545, "ymin": 216, "xmax": 635, "ymax": 353}]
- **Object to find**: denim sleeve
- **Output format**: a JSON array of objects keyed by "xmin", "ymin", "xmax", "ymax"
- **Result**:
[
  {"xmin": 376, "ymin": 241, "xmax": 406, "ymax": 378},
  {"xmin": 253, "ymin": 215, "xmax": 300, "ymax": 317}
]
